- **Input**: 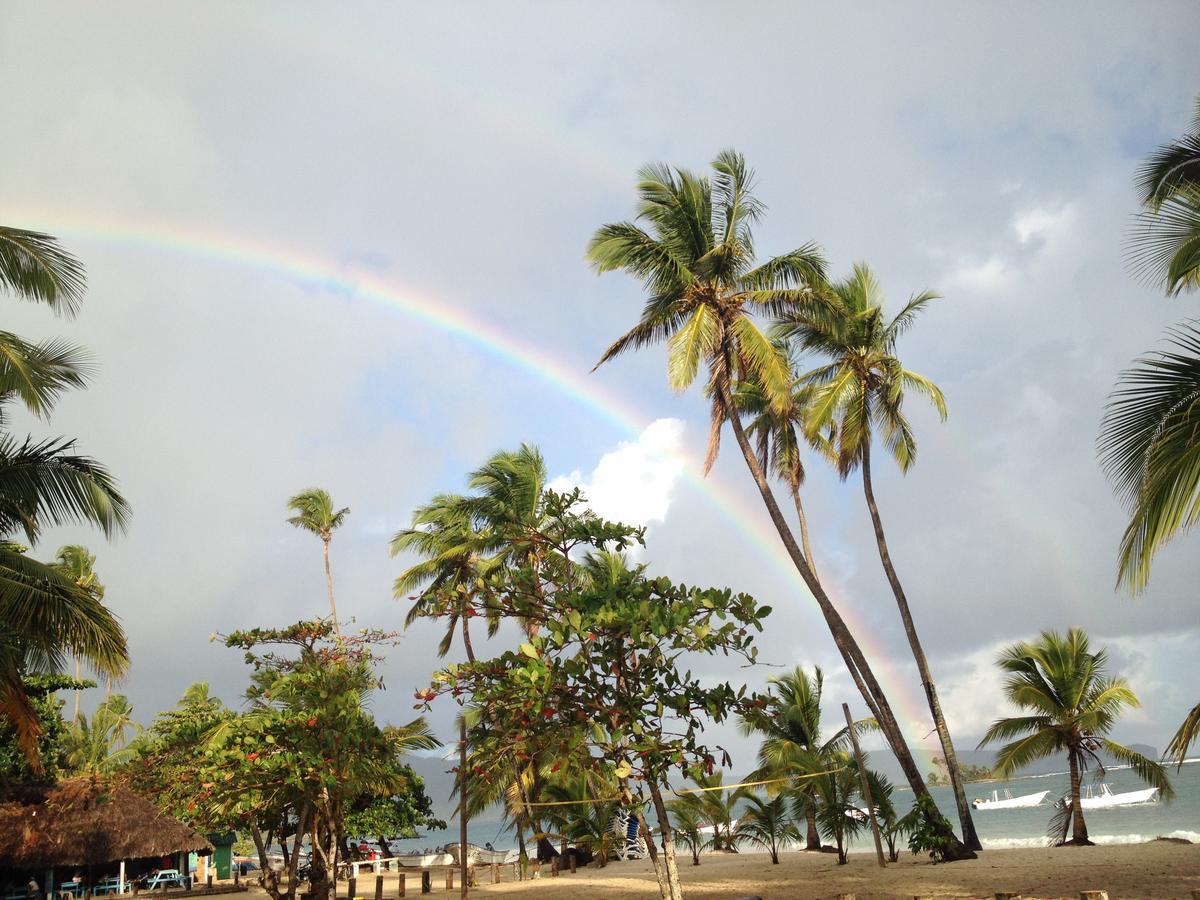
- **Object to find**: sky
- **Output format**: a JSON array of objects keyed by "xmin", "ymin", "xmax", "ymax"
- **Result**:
[{"xmin": 2, "ymin": 3, "xmax": 1198, "ymax": 809}]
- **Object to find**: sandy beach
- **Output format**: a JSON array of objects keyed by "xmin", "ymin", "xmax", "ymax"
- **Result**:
[{"xmin": 457, "ymin": 843, "xmax": 1200, "ymax": 899}]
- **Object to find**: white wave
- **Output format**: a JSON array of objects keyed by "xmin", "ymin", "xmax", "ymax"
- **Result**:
[{"xmin": 982, "ymin": 830, "xmax": 1200, "ymax": 850}]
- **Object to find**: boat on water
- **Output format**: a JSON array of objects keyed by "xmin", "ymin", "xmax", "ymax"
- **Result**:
[
  {"xmin": 1064, "ymin": 783, "xmax": 1159, "ymax": 809},
  {"xmin": 447, "ymin": 843, "xmax": 510, "ymax": 866},
  {"xmin": 972, "ymin": 788, "xmax": 1050, "ymax": 810}
]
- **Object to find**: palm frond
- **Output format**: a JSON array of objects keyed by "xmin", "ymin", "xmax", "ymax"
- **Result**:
[{"xmin": 0, "ymin": 227, "xmax": 87, "ymax": 316}]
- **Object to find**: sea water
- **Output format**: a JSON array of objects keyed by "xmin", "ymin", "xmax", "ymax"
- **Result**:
[{"xmin": 372, "ymin": 759, "xmax": 1200, "ymax": 855}]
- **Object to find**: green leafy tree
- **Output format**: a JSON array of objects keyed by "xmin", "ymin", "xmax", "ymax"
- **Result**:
[
  {"xmin": 977, "ymin": 628, "xmax": 1173, "ymax": 845},
  {"xmin": 286, "ymin": 489, "xmax": 350, "ymax": 634},
  {"xmin": 0, "ymin": 227, "xmax": 129, "ymax": 772},
  {"xmin": 419, "ymin": 490, "xmax": 770, "ymax": 900},
  {"xmin": 733, "ymin": 793, "xmax": 798, "ymax": 864},
  {"xmin": 587, "ymin": 152, "xmax": 948, "ymax": 836},
  {"xmin": 776, "ymin": 263, "xmax": 978, "ymax": 849},
  {"xmin": 0, "ymin": 673, "xmax": 86, "ymax": 783}
]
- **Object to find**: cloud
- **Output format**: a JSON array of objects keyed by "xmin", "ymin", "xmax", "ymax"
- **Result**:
[{"xmin": 549, "ymin": 418, "xmax": 686, "ymax": 529}]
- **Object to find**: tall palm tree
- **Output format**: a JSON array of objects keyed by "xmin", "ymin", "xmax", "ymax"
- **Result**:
[
  {"xmin": 1102, "ymin": 95, "xmax": 1200, "ymax": 765},
  {"xmin": 286, "ymin": 488, "xmax": 350, "ymax": 635},
  {"xmin": 978, "ymin": 628, "xmax": 1173, "ymax": 845},
  {"xmin": 777, "ymin": 264, "xmax": 979, "ymax": 849},
  {"xmin": 739, "ymin": 666, "xmax": 864, "ymax": 851},
  {"xmin": 0, "ymin": 226, "xmax": 129, "ymax": 772},
  {"xmin": 64, "ymin": 693, "xmax": 140, "ymax": 775},
  {"xmin": 51, "ymin": 545, "xmax": 105, "ymax": 719},
  {"xmin": 587, "ymin": 152, "xmax": 949, "ymax": 834}
]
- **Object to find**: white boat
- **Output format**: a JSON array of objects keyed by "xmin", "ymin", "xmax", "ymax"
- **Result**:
[
  {"xmin": 393, "ymin": 852, "xmax": 454, "ymax": 867},
  {"xmin": 972, "ymin": 789, "xmax": 1050, "ymax": 810},
  {"xmin": 447, "ymin": 843, "xmax": 510, "ymax": 865},
  {"xmin": 1065, "ymin": 784, "xmax": 1159, "ymax": 809}
]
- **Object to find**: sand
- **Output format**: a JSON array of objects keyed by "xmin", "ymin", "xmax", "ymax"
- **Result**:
[{"xmin": 460, "ymin": 842, "xmax": 1200, "ymax": 899}]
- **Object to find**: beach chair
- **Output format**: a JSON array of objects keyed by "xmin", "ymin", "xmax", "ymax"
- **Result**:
[{"xmin": 609, "ymin": 810, "xmax": 646, "ymax": 861}]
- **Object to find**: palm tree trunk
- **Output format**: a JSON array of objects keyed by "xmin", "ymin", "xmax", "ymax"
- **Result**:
[
  {"xmin": 714, "ymin": 381, "xmax": 937, "ymax": 809},
  {"xmin": 1067, "ymin": 748, "xmax": 1090, "ymax": 844},
  {"xmin": 791, "ymin": 486, "xmax": 818, "ymax": 579},
  {"xmin": 322, "ymin": 538, "xmax": 341, "ymax": 636},
  {"xmin": 804, "ymin": 806, "xmax": 821, "ymax": 850},
  {"xmin": 859, "ymin": 441, "xmax": 981, "ymax": 852},
  {"xmin": 73, "ymin": 658, "xmax": 81, "ymax": 721},
  {"xmin": 459, "ymin": 616, "xmax": 474, "ymax": 897}
]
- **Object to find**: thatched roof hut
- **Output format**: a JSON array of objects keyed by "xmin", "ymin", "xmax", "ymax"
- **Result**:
[{"xmin": 0, "ymin": 779, "xmax": 213, "ymax": 870}]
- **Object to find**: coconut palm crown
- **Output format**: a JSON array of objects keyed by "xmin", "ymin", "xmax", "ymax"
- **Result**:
[
  {"xmin": 587, "ymin": 150, "xmax": 830, "ymax": 471},
  {"xmin": 286, "ymin": 488, "xmax": 349, "ymax": 634}
]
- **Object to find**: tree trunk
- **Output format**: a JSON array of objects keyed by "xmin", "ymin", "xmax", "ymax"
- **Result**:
[
  {"xmin": 73, "ymin": 658, "xmax": 81, "ymax": 721},
  {"xmin": 804, "ymin": 805, "xmax": 821, "ymax": 850},
  {"xmin": 715, "ymin": 381, "xmax": 934, "ymax": 805},
  {"xmin": 647, "ymin": 782, "xmax": 684, "ymax": 900},
  {"xmin": 459, "ymin": 616, "xmax": 473, "ymax": 897},
  {"xmin": 634, "ymin": 807, "xmax": 669, "ymax": 900},
  {"xmin": 376, "ymin": 836, "xmax": 393, "ymax": 859},
  {"xmin": 1067, "ymin": 748, "xmax": 1091, "ymax": 844},
  {"xmin": 323, "ymin": 538, "xmax": 341, "ymax": 637},
  {"xmin": 791, "ymin": 486, "xmax": 818, "ymax": 579},
  {"xmin": 859, "ymin": 442, "xmax": 981, "ymax": 852}
]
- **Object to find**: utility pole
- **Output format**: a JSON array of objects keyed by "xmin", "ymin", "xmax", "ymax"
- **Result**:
[{"xmin": 843, "ymin": 702, "xmax": 886, "ymax": 868}]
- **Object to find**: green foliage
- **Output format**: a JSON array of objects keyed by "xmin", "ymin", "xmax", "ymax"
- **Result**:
[
  {"xmin": 129, "ymin": 629, "xmax": 441, "ymax": 900},
  {"xmin": 926, "ymin": 756, "xmax": 992, "ymax": 786},
  {"xmin": 0, "ymin": 674, "xmax": 81, "ymax": 782},
  {"xmin": 904, "ymin": 794, "xmax": 957, "ymax": 863},
  {"xmin": 733, "ymin": 793, "xmax": 799, "ymax": 864},
  {"xmin": 667, "ymin": 799, "xmax": 708, "ymax": 865},
  {"xmin": 64, "ymin": 693, "xmax": 140, "ymax": 775}
]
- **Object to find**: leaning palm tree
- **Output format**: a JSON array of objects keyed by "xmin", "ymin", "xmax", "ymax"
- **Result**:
[
  {"xmin": 587, "ymin": 152, "xmax": 948, "ymax": 836},
  {"xmin": 0, "ymin": 227, "xmax": 130, "ymax": 772},
  {"xmin": 732, "ymin": 793, "xmax": 799, "ymax": 864},
  {"xmin": 286, "ymin": 488, "xmax": 350, "ymax": 635},
  {"xmin": 776, "ymin": 264, "xmax": 979, "ymax": 849},
  {"xmin": 739, "ymin": 666, "xmax": 865, "ymax": 851},
  {"xmin": 978, "ymin": 628, "xmax": 1173, "ymax": 845},
  {"xmin": 51, "ymin": 545, "xmax": 105, "ymax": 718}
]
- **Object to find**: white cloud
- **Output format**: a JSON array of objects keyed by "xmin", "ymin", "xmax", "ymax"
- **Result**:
[
  {"xmin": 942, "ymin": 255, "xmax": 1012, "ymax": 294},
  {"xmin": 549, "ymin": 418, "xmax": 687, "ymax": 528},
  {"xmin": 1013, "ymin": 203, "xmax": 1075, "ymax": 245}
]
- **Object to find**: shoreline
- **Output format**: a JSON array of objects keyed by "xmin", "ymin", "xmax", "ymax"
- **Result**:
[{"xmin": 454, "ymin": 841, "xmax": 1200, "ymax": 899}]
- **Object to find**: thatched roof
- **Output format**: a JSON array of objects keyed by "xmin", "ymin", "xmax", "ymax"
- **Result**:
[{"xmin": 0, "ymin": 779, "xmax": 213, "ymax": 869}]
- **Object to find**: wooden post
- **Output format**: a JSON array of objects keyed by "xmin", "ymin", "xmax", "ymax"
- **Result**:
[
  {"xmin": 419, "ymin": 871, "xmax": 430, "ymax": 895},
  {"xmin": 232, "ymin": 868, "xmax": 239, "ymax": 888},
  {"xmin": 550, "ymin": 857, "xmax": 559, "ymax": 877},
  {"xmin": 842, "ymin": 703, "xmax": 886, "ymax": 869},
  {"xmin": 444, "ymin": 870, "xmax": 453, "ymax": 891},
  {"xmin": 205, "ymin": 876, "xmax": 212, "ymax": 890},
  {"xmin": 397, "ymin": 874, "xmax": 405, "ymax": 898},
  {"xmin": 490, "ymin": 865, "xmax": 499, "ymax": 885},
  {"xmin": 569, "ymin": 853, "xmax": 576, "ymax": 874},
  {"xmin": 347, "ymin": 877, "xmax": 356, "ymax": 900},
  {"xmin": 119, "ymin": 862, "xmax": 127, "ymax": 895},
  {"xmin": 374, "ymin": 876, "xmax": 383, "ymax": 900},
  {"xmin": 1079, "ymin": 894, "xmax": 1109, "ymax": 900}
]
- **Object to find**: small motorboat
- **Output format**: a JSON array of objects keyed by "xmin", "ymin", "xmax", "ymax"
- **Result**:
[
  {"xmin": 1065, "ymin": 784, "xmax": 1159, "ymax": 809},
  {"xmin": 971, "ymin": 789, "xmax": 1049, "ymax": 810},
  {"xmin": 393, "ymin": 851, "xmax": 454, "ymax": 867}
]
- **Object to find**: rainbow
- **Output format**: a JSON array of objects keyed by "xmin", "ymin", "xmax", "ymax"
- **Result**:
[{"xmin": 8, "ymin": 210, "xmax": 939, "ymax": 762}]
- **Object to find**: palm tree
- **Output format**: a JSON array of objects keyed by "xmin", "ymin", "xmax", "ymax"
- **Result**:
[
  {"xmin": 977, "ymin": 628, "xmax": 1173, "ymax": 845},
  {"xmin": 1103, "ymin": 96, "xmax": 1200, "ymax": 765},
  {"xmin": 51, "ymin": 545, "xmax": 105, "ymax": 718},
  {"xmin": 777, "ymin": 264, "xmax": 979, "ymax": 850},
  {"xmin": 666, "ymin": 800, "xmax": 708, "ymax": 866},
  {"xmin": 286, "ymin": 488, "xmax": 350, "ymax": 635},
  {"xmin": 587, "ymin": 152, "xmax": 946, "ymax": 830},
  {"xmin": 733, "ymin": 793, "xmax": 798, "ymax": 864},
  {"xmin": 806, "ymin": 751, "xmax": 867, "ymax": 865},
  {"xmin": 739, "ymin": 666, "xmax": 864, "ymax": 851},
  {"xmin": 0, "ymin": 226, "xmax": 130, "ymax": 772},
  {"xmin": 677, "ymin": 772, "xmax": 746, "ymax": 854},
  {"xmin": 64, "ymin": 693, "xmax": 140, "ymax": 775}
]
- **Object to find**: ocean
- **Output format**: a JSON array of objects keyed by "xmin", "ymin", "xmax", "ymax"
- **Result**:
[{"xmin": 375, "ymin": 759, "xmax": 1200, "ymax": 855}]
